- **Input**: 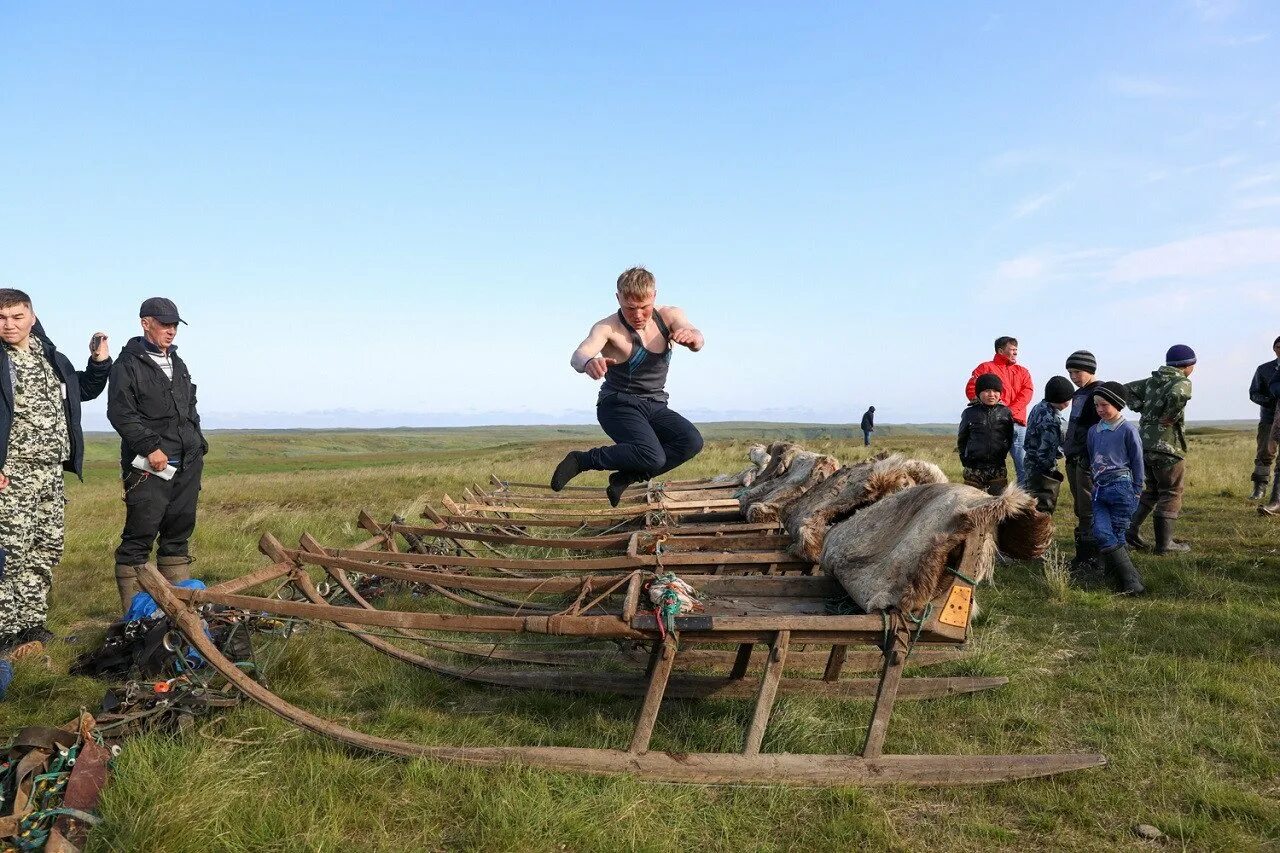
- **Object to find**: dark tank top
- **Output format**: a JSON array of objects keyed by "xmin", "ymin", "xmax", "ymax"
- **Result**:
[{"xmin": 600, "ymin": 310, "xmax": 673, "ymax": 402}]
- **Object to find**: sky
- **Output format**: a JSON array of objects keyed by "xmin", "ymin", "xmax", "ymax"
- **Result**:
[{"xmin": 2, "ymin": 2, "xmax": 1278, "ymax": 429}]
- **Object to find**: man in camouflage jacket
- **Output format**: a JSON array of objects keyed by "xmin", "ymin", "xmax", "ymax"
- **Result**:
[
  {"xmin": 1125, "ymin": 345, "xmax": 1196, "ymax": 555},
  {"xmin": 0, "ymin": 288, "xmax": 110, "ymax": 675}
]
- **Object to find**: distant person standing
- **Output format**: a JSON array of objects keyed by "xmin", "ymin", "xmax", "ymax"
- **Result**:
[
  {"xmin": 108, "ymin": 298, "xmax": 208, "ymax": 612},
  {"xmin": 1246, "ymin": 335, "xmax": 1280, "ymax": 501},
  {"xmin": 551, "ymin": 268, "xmax": 705, "ymax": 506},
  {"xmin": 1125, "ymin": 345, "xmax": 1196, "ymax": 555},
  {"xmin": 965, "ymin": 336, "xmax": 1033, "ymax": 486},
  {"xmin": 1063, "ymin": 350, "xmax": 1104, "ymax": 571},
  {"xmin": 1259, "ymin": 369, "xmax": 1280, "ymax": 517},
  {"xmin": 860, "ymin": 406, "xmax": 875, "ymax": 446}
]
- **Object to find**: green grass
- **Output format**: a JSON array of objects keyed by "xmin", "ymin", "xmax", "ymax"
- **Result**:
[{"xmin": 3, "ymin": 429, "xmax": 1278, "ymax": 851}]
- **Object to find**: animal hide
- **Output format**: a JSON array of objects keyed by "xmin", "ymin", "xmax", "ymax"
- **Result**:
[
  {"xmin": 734, "ymin": 442, "xmax": 802, "ymax": 507},
  {"xmin": 744, "ymin": 452, "xmax": 840, "ymax": 523},
  {"xmin": 821, "ymin": 482, "xmax": 1051, "ymax": 614},
  {"xmin": 783, "ymin": 454, "xmax": 949, "ymax": 562},
  {"xmin": 708, "ymin": 443, "xmax": 772, "ymax": 487}
]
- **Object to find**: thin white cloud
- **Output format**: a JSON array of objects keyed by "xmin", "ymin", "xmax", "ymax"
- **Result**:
[
  {"xmin": 992, "ymin": 248, "xmax": 1114, "ymax": 285},
  {"xmin": 1235, "ymin": 196, "xmax": 1280, "ymax": 211},
  {"xmin": 1190, "ymin": 0, "xmax": 1239, "ymax": 21},
  {"xmin": 1214, "ymin": 32, "xmax": 1270, "ymax": 45},
  {"xmin": 1235, "ymin": 169, "xmax": 1280, "ymax": 190},
  {"xmin": 1108, "ymin": 75, "xmax": 1193, "ymax": 99},
  {"xmin": 1108, "ymin": 228, "xmax": 1280, "ymax": 282},
  {"xmin": 1012, "ymin": 182, "xmax": 1073, "ymax": 219}
]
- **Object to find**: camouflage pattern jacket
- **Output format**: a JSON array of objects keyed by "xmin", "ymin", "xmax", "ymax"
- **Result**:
[
  {"xmin": 1022, "ymin": 400, "xmax": 1067, "ymax": 475},
  {"xmin": 1126, "ymin": 365, "xmax": 1192, "ymax": 461}
]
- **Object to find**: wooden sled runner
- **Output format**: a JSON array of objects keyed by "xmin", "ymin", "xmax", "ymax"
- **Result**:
[{"xmin": 137, "ymin": 522, "xmax": 1106, "ymax": 787}]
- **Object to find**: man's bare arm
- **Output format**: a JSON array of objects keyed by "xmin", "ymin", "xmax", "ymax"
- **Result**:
[
  {"xmin": 570, "ymin": 321, "xmax": 617, "ymax": 380},
  {"xmin": 662, "ymin": 306, "xmax": 704, "ymax": 351}
]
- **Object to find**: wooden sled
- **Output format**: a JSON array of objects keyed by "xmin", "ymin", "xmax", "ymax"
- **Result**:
[{"xmin": 140, "ymin": 526, "xmax": 1106, "ymax": 787}]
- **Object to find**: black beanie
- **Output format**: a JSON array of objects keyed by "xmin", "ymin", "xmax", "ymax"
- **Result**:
[
  {"xmin": 975, "ymin": 373, "xmax": 1004, "ymax": 395},
  {"xmin": 1094, "ymin": 381, "xmax": 1127, "ymax": 410},
  {"xmin": 1065, "ymin": 350, "xmax": 1097, "ymax": 372},
  {"xmin": 1045, "ymin": 376, "xmax": 1074, "ymax": 404}
]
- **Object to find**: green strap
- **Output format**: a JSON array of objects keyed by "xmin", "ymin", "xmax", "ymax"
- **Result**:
[{"xmin": 947, "ymin": 567, "xmax": 978, "ymax": 586}]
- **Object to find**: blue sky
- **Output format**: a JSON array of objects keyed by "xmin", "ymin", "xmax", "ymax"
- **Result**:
[{"xmin": 2, "ymin": 2, "xmax": 1278, "ymax": 428}]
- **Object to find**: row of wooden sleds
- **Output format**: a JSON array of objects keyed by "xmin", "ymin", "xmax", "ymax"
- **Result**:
[{"xmin": 140, "ymin": 442, "xmax": 1107, "ymax": 786}]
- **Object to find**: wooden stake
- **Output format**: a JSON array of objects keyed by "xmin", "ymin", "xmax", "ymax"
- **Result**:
[
  {"xmin": 743, "ymin": 630, "xmax": 790, "ymax": 755},
  {"xmin": 629, "ymin": 638, "xmax": 677, "ymax": 753}
]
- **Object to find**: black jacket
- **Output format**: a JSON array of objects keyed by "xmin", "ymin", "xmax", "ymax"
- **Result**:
[
  {"xmin": 107, "ymin": 337, "xmax": 207, "ymax": 470},
  {"xmin": 0, "ymin": 321, "xmax": 111, "ymax": 478},
  {"xmin": 1063, "ymin": 379, "xmax": 1103, "ymax": 460},
  {"xmin": 957, "ymin": 401, "xmax": 1014, "ymax": 469},
  {"xmin": 1249, "ymin": 359, "xmax": 1279, "ymax": 423},
  {"xmin": 860, "ymin": 409, "xmax": 874, "ymax": 431}
]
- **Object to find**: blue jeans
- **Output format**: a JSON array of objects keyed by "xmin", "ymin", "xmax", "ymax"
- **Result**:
[
  {"xmin": 863, "ymin": 430, "xmax": 872, "ymax": 446},
  {"xmin": 1091, "ymin": 477, "xmax": 1140, "ymax": 552},
  {"xmin": 1011, "ymin": 423, "xmax": 1027, "ymax": 486}
]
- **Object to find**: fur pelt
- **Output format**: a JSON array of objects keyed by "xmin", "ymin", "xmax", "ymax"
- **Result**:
[
  {"xmin": 821, "ymin": 482, "xmax": 1050, "ymax": 614},
  {"xmin": 708, "ymin": 443, "xmax": 772, "ymax": 487},
  {"xmin": 783, "ymin": 454, "xmax": 949, "ymax": 562},
  {"xmin": 744, "ymin": 452, "xmax": 840, "ymax": 523},
  {"xmin": 735, "ymin": 442, "xmax": 802, "ymax": 508}
]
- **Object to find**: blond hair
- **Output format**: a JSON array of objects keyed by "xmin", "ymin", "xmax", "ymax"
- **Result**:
[{"xmin": 616, "ymin": 267, "xmax": 656, "ymax": 299}]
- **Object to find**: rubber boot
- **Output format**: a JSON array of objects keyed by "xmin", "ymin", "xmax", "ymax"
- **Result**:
[
  {"xmin": 1250, "ymin": 479, "xmax": 1268, "ymax": 501},
  {"xmin": 157, "ymin": 555, "xmax": 193, "ymax": 583},
  {"xmin": 115, "ymin": 564, "xmax": 142, "ymax": 614},
  {"xmin": 1126, "ymin": 504, "xmax": 1152, "ymax": 551},
  {"xmin": 606, "ymin": 471, "xmax": 640, "ymax": 507},
  {"xmin": 1259, "ymin": 478, "xmax": 1280, "ymax": 517},
  {"xmin": 1103, "ymin": 546, "xmax": 1145, "ymax": 596},
  {"xmin": 1153, "ymin": 516, "xmax": 1190, "ymax": 555}
]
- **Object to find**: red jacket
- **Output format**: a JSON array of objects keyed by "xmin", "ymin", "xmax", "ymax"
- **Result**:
[{"xmin": 965, "ymin": 354, "xmax": 1034, "ymax": 425}]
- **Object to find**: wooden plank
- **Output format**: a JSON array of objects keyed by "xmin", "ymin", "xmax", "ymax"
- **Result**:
[
  {"xmin": 743, "ymin": 630, "xmax": 790, "ymax": 755},
  {"xmin": 210, "ymin": 560, "xmax": 294, "ymax": 595},
  {"xmin": 629, "ymin": 638, "xmax": 677, "ymax": 753},
  {"xmin": 862, "ymin": 624, "xmax": 910, "ymax": 760},
  {"xmin": 729, "ymin": 643, "xmax": 754, "ymax": 679},
  {"xmin": 823, "ymin": 645, "xmax": 848, "ymax": 682}
]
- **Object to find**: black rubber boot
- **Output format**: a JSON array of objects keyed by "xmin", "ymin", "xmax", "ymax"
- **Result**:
[
  {"xmin": 1250, "ymin": 479, "xmax": 1268, "ymax": 501},
  {"xmin": 1126, "ymin": 504, "xmax": 1152, "ymax": 550},
  {"xmin": 1153, "ymin": 516, "xmax": 1190, "ymax": 555},
  {"xmin": 606, "ymin": 471, "xmax": 639, "ymax": 507},
  {"xmin": 1103, "ymin": 546, "xmax": 1146, "ymax": 595},
  {"xmin": 1259, "ymin": 478, "xmax": 1280, "ymax": 517},
  {"xmin": 550, "ymin": 451, "xmax": 588, "ymax": 491},
  {"xmin": 1070, "ymin": 535, "xmax": 1103, "ymax": 581}
]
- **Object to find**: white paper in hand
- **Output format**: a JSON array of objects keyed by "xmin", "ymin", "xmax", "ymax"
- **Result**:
[{"xmin": 132, "ymin": 455, "xmax": 177, "ymax": 480}]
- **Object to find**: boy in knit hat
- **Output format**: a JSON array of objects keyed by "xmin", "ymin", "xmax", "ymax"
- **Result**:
[
  {"xmin": 1063, "ymin": 350, "xmax": 1104, "ymax": 571},
  {"xmin": 1087, "ymin": 381, "xmax": 1146, "ymax": 595},
  {"xmin": 1023, "ymin": 375, "xmax": 1076, "ymax": 514},
  {"xmin": 1126, "ymin": 345, "xmax": 1196, "ymax": 555},
  {"xmin": 958, "ymin": 372, "xmax": 1015, "ymax": 495}
]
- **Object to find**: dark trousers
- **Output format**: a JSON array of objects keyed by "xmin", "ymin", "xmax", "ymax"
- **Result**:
[
  {"xmin": 586, "ymin": 392, "xmax": 704, "ymax": 479},
  {"xmin": 1066, "ymin": 456, "xmax": 1095, "ymax": 546},
  {"xmin": 1254, "ymin": 419, "xmax": 1277, "ymax": 483},
  {"xmin": 963, "ymin": 465, "xmax": 1007, "ymax": 496},
  {"xmin": 1139, "ymin": 455, "xmax": 1185, "ymax": 519},
  {"xmin": 862, "ymin": 430, "xmax": 872, "ymax": 446},
  {"xmin": 115, "ymin": 455, "xmax": 204, "ymax": 565}
]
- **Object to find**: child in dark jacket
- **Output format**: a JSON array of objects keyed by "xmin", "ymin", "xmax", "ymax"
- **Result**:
[
  {"xmin": 958, "ymin": 373, "xmax": 1015, "ymax": 495},
  {"xmin": 1087, "ymin": 381, "xmax": 1146, "ymax": 595},
  {"xmin": 1022, "ymin": 376, "xmax": 1075, "ymax": 513}
]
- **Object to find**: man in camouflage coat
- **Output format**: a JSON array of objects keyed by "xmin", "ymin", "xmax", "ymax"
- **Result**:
[
  {"xmin": 0, "ymin": 288, "xmax": 111, "ymax": 677},
  {"xmin": 1126, "ymin": 345, "xmax": 1196, "ymax": 555}
]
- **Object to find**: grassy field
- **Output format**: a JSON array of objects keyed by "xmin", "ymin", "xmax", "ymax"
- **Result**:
[{"xmin": 3, "ymin": 426, "xmax": 1278, "ymax": 852}]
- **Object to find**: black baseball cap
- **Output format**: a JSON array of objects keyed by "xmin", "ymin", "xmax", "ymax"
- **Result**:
[{"xmin": 139, "ymin": 297, "xmax": 187, "ymax": 325}]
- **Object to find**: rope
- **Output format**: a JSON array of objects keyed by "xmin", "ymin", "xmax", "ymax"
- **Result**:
[{"xmin": 946, "ymin": 567, "xmax": 978, "ymax": 586}]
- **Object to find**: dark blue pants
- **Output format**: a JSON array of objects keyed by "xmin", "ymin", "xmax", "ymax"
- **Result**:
[
  {"xmin": 586, "ymin": 392, "xmax": 704, "ymax": 479},
  {"xmin": 1091, "ymin": 477, "xmax": 1139, "ymax": 553},
  {"xmin": 863, "ymin": 430, "xmax": 872, "ymax": 446}
]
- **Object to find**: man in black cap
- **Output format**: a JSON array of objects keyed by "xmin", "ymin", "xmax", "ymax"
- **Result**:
[
  {"xmin": 107, "ymin": 298, "xmax": 208, "ymax": 611},
  {"xmin": 1247, "ymin": 336, "xmax": 1280, "ymax": 501}
]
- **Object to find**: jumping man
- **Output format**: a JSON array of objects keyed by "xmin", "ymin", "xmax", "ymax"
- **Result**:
[{"xmin": 551, "ymin": 267, "xmax": 705, "ymax": 506}]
